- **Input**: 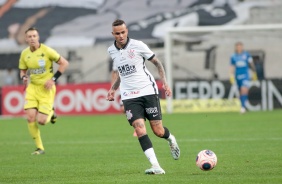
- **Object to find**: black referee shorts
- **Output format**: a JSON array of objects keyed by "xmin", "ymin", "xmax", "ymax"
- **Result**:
[{"xmin": 122, "ymin": 94, "xmax": 162, "ymax": 126}]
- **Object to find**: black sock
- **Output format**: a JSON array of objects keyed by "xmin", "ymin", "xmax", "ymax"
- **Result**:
[
  {"xmin": 138, "ymin": 134, "xmax": 153, "ymax": 152},
  {"xmin": 162, "ymin": 127, "xmax": 170, "ymax": 139}
]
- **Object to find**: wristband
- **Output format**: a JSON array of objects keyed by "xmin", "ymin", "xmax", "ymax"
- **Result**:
[{"xmin": 52, "ymin": 71, "xmax": 62, "ymax": 82}]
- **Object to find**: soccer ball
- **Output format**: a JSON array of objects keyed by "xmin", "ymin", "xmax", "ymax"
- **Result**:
[{"xmin": 196, "ymin": 150, "xmax": 217, "ymax": 171}]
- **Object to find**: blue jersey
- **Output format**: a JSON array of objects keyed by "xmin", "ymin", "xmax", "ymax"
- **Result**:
[{"xmin": 230, "ymin": 51, "xmax": 252, "ymax": 80}]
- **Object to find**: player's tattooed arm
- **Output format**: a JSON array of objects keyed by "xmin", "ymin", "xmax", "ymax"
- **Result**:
[
  {"xmin": 150, "ymin": 56, "xmax": 172, "ymax": 96},
  {"xmin": 111, "ymin": 70, "xmax": 120, "ymax": 90},
  {"xmin": 150, "ymin": 56, "xmax": 167, "ymax": 85}
]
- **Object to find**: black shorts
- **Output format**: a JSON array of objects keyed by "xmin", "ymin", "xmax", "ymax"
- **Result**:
[{"xmin": 122, "ymin": 94, "xmax": 162, "ymax": 126}]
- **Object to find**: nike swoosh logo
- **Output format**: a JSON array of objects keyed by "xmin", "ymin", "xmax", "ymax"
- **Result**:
[{"xmin": 153, "ymin": 114, "xmax": 158, "ymax": 117}]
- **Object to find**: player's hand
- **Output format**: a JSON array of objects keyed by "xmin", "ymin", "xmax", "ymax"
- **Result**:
[
  {"xmin": 22, "ymin": 75, "xmax": 29, "ymax": 86},
  {"xmin": 163, "ymin": 84, "xmax": 172, "ymax": 97},
  {"xmin": 230, "ymin": 76, "xmax": 235, "ymax": 85},
  {"xmin": 107, "ymin": 89, "xmax": 115, "ymax": 101},
  {"xmin": 44, "ymin": 79, "xmax": 55, "ymax": 90},
  {"xmin": 252, "ymin": 73, "xmax": 258, "ymax": 81}
]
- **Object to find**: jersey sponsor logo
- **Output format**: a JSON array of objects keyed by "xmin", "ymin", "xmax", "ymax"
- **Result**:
[
  {"xmin": 145, "ymin": 107, "xmax": 158, "ymax": 114},
  {"xmin": 30, "ymin": 68, "xmax": 46, "ymax": 74},
  {"xmin": 236, "ymin": 60, "xmax": 246, "ymax": 67},
  {"xmin": 127, "ymin": 49, "xmax": 135, "ymax": 59},
  {"xmin": 118, "ymin": 64, "xmax": 137, "ymax": 76},
  {"xmin": 123, "ymin": 90, "xmax": 140, "ymax": 96},
  {"xmin": 126, "ymin": 110, "xmax": 133, "ymax": 120}
]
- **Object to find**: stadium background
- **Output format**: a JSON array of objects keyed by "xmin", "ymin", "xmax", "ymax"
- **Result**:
[{"xmin": 1, "ymin": 0, "xmax": 282, "ymax": 116}]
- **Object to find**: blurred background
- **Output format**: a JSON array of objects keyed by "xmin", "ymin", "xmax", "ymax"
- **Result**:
[{"xmin": 1, "ymin": 0, "xmax": 282, "ymax": 116}]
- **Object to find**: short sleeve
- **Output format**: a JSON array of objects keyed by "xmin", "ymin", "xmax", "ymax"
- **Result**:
[
  {"xmin": 138, "ymin": 41, "xmax": 155, "ymax": 60},
  {"xmin": 247, "ymin": 52, "xmax": 253, "ymax": 63},
  {"xmin": 108, "ymin": 47, "xmax": 117, "ymax": 71},
  {"xmin": 112, "ymin": 60, "xmax": 118, "ymax": 71},
  {"xmin": 230, "ymin": 55, "xmax": 235, "ymax": 66},
  {"xmin": 47, "ymin": 46, "xmax": 60, "ymax": 62},
  {"xmin": 19, "ymin": 52, "xmax": 27, "ymax": 70}
]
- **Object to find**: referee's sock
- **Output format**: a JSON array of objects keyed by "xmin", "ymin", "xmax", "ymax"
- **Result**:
[
  {"xmin": 139, "ymin": 134, "xmax": 160, "ymax": 168},
  {"xmin": 28, "ymin": 122, "xmax": 44, "ymax": 150}
]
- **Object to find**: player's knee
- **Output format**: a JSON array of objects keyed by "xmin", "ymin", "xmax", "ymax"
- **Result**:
[
  {"xmin": 150, "ymin": 120, "xmax": 164, "ymax": 137},
  {"xmin": 134, "ymin": 126, "xmax": 146, "ymax": 134},
  {"xmin": 152, "ymin": 125, "xmax": 165, "ymax": 137},
  {"xmin": 37, "ymin": 119, "xmax": 47, "ymax": 125},
  {"xmin": 242, "ymin": 90, "xmax": 248, "ymax": 95},
  {"xmin": 240, "ymin": 86, "xmax": 249, "ymax": 94},
  {"xmin": 153, "ymin": 128, "xmax": 164, "ymax": 138},
  {"xmin": 26, "ymin": 116, "xmax": 36, "ymax": 123},
  {"xmin": 132, "ymin": 120, "xmax": 146, "ymax": 135},
  {"xmin": 38, "ymin": 121, "xmax": 46, "ymax": 125}
]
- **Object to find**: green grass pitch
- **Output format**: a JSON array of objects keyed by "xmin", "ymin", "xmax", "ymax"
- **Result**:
[{"xmin": 1, "ymin": 111, "xmax": 282, "ymax": 184}]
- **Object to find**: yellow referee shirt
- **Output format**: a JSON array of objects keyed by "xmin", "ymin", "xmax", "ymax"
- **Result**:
[{"xmin": 19, "ymin": 44, "xmax": 60, "ymax": 85}]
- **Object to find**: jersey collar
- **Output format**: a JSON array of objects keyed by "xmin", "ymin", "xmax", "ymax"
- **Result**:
[
  {"xmin": 114, "ymin": 37, "xmax": 130, "ymax": 50},
  {"xmin": 29, "ymin": 43, "xmax": 41, "ymax": 52}
]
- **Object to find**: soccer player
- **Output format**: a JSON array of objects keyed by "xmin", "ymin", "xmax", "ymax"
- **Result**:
[
  {"xmin": 230, "ymin": 42, "xmax": 257, "ymax": 113},
  {"xmin": 19, "ymin": 27, "xmax": 69, "ymax": 155},
  {"xmin": 107, "ymin": 19, "xmax": 180, "ymax": 174}
]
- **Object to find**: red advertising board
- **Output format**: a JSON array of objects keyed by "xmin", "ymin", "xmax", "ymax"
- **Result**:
[
  {"xmin": 1, "ymin": 85, "xmax": 26, "ymax": 116},
  {"xmin": 1, "ymin": 83, "xmax": 122, "ymax": 116},
  {"xmin": 1, "ymin": 82, "xmax": 164, "ymax": 116}
]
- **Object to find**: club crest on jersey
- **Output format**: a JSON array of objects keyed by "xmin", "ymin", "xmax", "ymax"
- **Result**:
[
  {"xmin": 127, "ymin": 49, "xmax": 135, "ymax": 59},
  {"xmin": 118, "ymin": 64, "xmax": 137, "ymax": 76},
  {"xmin": 126, "ymin": 110, "xmax": 133, "ymax": 120}
]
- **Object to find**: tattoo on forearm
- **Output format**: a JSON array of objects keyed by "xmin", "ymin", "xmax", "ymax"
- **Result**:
[
  {"xmin": 111, "ymin": 76, "xmax": 120, "ymax": 90},
  {"xmin": 151, "ymin": 57, "xmax": 167, "ymax": 84}
]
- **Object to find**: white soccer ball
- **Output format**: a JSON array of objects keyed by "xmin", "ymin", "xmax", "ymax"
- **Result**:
[{"xmin": 196, "ymin": 150, "xmax": 217, "ymax": 171}]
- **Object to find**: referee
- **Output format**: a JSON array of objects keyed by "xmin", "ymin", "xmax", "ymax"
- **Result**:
[{"xmin": 19, "ymin": 27, "xmax": 69, "ymax": 155}]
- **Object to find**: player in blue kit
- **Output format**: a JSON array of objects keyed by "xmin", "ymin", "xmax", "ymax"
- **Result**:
[{"xmin": 230, "ymin": 42, "xmax": 257, "ymax": 113}]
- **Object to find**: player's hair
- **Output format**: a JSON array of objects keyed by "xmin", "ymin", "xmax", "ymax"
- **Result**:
[
  {"xmin": 235, "ymin": 41, "xmax": 243, "ymax": 46},
  {"xmin": 112, "ymin": 19, "xmax": 126, "ymax": 27},
  {"xmin": 25, "ymin": 27, "xmax": 39, "ymax": 34}
]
